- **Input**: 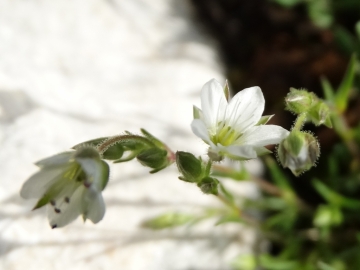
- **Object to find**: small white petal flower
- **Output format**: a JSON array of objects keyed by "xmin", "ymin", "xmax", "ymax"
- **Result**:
[
  {"xmin": 191, "ymin": 79, "xmax": 289, "ymax": 160},
  {"xmin": 20, "ymin": 147, "xmax": 110, "ymax": 228}
]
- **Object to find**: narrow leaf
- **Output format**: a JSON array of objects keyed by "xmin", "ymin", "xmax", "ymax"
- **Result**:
[{"xmin": 335, "ymin": 54, "xmax": 357, "ymax": 112}]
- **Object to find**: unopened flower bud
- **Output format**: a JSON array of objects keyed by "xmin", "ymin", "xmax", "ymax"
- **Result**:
[
  {"xmin": 136, "ymin": 147, "xmax": 170, "ymax": 173},
  {"xmin": 277, "ymin": 130, "xmax": 320, "ymax": 176},
  {"xmin": 176, "ymin": 151, "xmax": 203, "ymax": 183},
  {"xmin": 197, "ymin": 176, "xmax": 219, "ymax": 195},
  {"xmin": 285, "ymin": 88, "xmax": 315, "ymax": 114},
  {"xmin": 307, "ymin": 101, "xmax": 332, "ymax": 128}
]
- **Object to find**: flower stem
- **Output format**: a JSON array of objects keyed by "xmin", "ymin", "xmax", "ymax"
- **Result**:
[
  {"xmin": 292, "ymin": 113, "xmax": 307, "ymax": 131},
  {"xmin": 97, "ymin": 135, "xmax": 154, "ymax": 154}
]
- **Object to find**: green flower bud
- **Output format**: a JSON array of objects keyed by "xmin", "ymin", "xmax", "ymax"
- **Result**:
[
  {"xmin": 277, "ymin": 130, "xmax": 320, "ymax": 176},
  {"xmin": 285, "ymin": 88, "xmax": 315, "ymax": 114},
  {"xmin": 307, "ymin": 101, "xmax": 332, "ymax": 128},
  {"xmin": 197, "ymin": 176, "xmax": 219, "ymax": 195},
  {"xmin": 137, "ymin": 148, "xmax": 169, "ymax": 173},
  {"xmin": 313, "ymin": 205, "xmax": 343, "ymax": 228},
  {"xmin": 176, "ymin": 151, "xmax": 203, "ymax": 183}
]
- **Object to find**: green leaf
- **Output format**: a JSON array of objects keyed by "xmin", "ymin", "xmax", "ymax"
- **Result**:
[
  {"xmin": 355, "ymin": 21, "xmax": 360, "ymax": 41},
  {"xmin": 335, "ymin": 54, "xmax": 357, "ymax": 112},
  {"xmin": 232, "ymin": 254, "xmax": 256, "ymax": 270},
  {"xmin": 320, "ymin": 76, "xmax": 335, "ymax": 103},
  {"xmin": 219, "ymin": 183, "xmax": 235, "ymax": 204},
  {"xmin": 264, "ymin": 156, "xmax": 293, "ymax": 193},
  {"xmin": 215, "ymin": 214, "xmax": 242, "ymax": 225},
  {"xmin": 260, "ymin": 254, "xmax": 299, "ymax": 270},
  {"xmin": 334, "ymin": 26, "xmax": 357, "ymax": 54},
  {"xmin": 307, "ymin": 0, "xmax": 333, "ymax": 28},
  {"xmin": 312, "ymin": 179, "xmax": 360, "ymax": 209},
  {"xmin": 271, "ymin": 0, "xmax": 302, "ymax": 8},
  {"xmin": 141, "ymin": 212, "xmax": 194, "ymax": 230}
]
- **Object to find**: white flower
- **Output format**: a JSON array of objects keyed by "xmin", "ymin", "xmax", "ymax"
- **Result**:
[
  {"xmin": 191, "ymin": 79, "xmax": 289, "ymax": 160},
  {"xmin": 20, "ymin": 148, "xmax": 109, "ymax": 228}
]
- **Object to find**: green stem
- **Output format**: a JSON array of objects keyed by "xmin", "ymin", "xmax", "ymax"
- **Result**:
[
  {"xmin": 215, "ymin": 193, "xmax": 260, "ymax": 227},
  {"xmin": 293, "ymin": 113, "xmax": 307, "ymax": 131},
  {"xmin": 97, "ymin": 135, "xmax": 154, "ymax": 154}
]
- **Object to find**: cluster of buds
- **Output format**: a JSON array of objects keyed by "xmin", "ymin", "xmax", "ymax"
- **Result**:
[
  {"xmin": 277, "ymin": 88, "xmax": 331, "ymax": 175},
  {"xmin": 285, "ymin": 88, "xmax": 332, "ymax": 128}
]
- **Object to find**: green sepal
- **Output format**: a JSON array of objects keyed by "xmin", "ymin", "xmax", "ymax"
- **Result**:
[
  {"xmin": 193, "ymin": 105, "xmax": 203, "ymax": 119},
  {"xmin": 140, "ymin": 129, "xmax": 166, "ymax": 149},
  {"xmin": 99, "ymin": 160, "xmax": 110, "ymax": 190},
  {"xmin": 137, "ymin": 148, "xmax": 169, "ymax": 172},
  {"xmin": 197, "ymin": 176, "xmax": 219, "ymax": 195},
  {"xmin": 307, "ymin": 101, "xmax": 333, "ymax": 128},
  {"xmin": 113, "ymin": 151, "xmax": 139, "ymax": 163},
  {"xmin": 33, "ymin": 193, "xmax": 52, "ymax": 210},
  {"xmin": 223, "ymin": 80, "xmax": 230, "ymax": 101},
  {"xmin": 176, "ymin": 151, "xmax": 203, "ymax": 183},
  {"xmin": 256, "ymin": 115, "xmax": 274, "ymax": 126},
  {"xmin": 101, "ymin": 143, "xmax": 124, "ymax": 160}
]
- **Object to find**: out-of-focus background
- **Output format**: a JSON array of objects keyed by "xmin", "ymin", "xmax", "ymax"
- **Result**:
[{"xmin": 1, "ymin": 0, "xmax": 359, "ymax": 269}]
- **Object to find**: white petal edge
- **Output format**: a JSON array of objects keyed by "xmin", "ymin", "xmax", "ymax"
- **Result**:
[
  {"xmin": 239, "ymin": 125, "xmax": 290, "ymax": 147},
  {"xmin": 200, "ymin": 79, "xmax": 227, "ymax": 129},
  {"xmin": 20, "ymin": 167, "xmax": 67, "ymax": 199},
  {"xmin": 47, "ymin": 185, "xmax": 83, "ymax": 228},
  {"xmin": 219, "ymin": 144, "xmax": 257, "ymax": 160},
  {"xmin": 191, "ymin": 119, "xmax": 211, "ymax": 144},
  {"xmin": 82, "ymin": 187, "xmax": 105, "ymax": 224},
  {"xmin": 35, "ymin": 152, "xmax": 73, "ymax": 168},
  {"xmin": 226, "ymin": 86, "xmax": 265, "ymax": 132}
]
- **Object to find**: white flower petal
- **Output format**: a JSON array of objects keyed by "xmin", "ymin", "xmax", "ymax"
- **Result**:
[
  {"xmin": 35, "ymin": 152, "xmax": 73, "ymax": 168},
  {"xmin": 191, "ymin": 119, "xmax": 211, "ymax": 143},
  {"xmin": 20, "ymin": 166, "xmax": 67, "ymax": 199},
  {"xmin": 201, "ymin": 79, "xmax": 227, "ymax": 130},
  {"xmin": 239, "ymin": 125, "xmax": 290, "ymax": 147},
  {"xmin": 226, "ymin": 86, "xmax": 264, "ymax": 132},
  {"xmin": 47, "ymin": 185, "xmax": 83, "ymax": 228},
  {"xmin": 82, "ymin": 187, "xmax": 105, "ymax": 224},
  {"xmin": 219, "ymin": 144, "xmax": 257, "ymax": 160}
]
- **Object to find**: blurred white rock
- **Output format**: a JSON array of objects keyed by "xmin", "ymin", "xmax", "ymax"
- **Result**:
[{"xmin": 0, "ymin": 0, "xmax": 260, "ymax": 269}]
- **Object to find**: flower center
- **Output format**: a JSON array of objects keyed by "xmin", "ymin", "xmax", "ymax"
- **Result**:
[{"xmin": 212, "ymin": 123, "xmax": 242, "ymax": 146}]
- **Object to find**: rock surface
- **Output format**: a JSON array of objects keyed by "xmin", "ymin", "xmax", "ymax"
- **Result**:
[{"xmin": 0, "ymin": 0, "xmax": 259, "ymax": 269}]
